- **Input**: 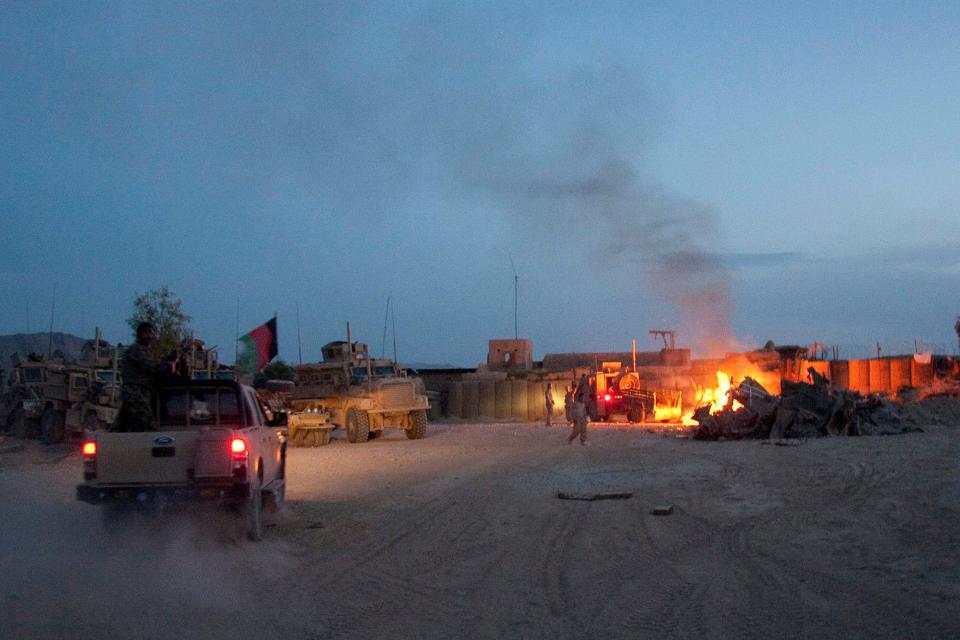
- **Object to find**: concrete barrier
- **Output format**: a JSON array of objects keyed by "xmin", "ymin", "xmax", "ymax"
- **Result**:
[
  {"xmin": 495, "ymin": 381, "xmax": 512, "ymax": 419},
  {"xmin": 830, "ymin": 360, "xmax": 850, "ymax": 390},
  {"xmin": 890, "ymin": 358, "xmax": 911, "ymax": 391},
  {"xmin": 462, "ymin": 380, "xmax": 479, "ymax": 420},
  {"xmin": 912, "ymin": 360, "xmax": 934, "ymax": 387},
  {"xmin": 510, "ymin": 379, "xmax": 528, "ymax": 420},
  {"xmin": 479, "ymin": 380, "xmax": 496, "ymax": 418},
  {"xmin": 848, "ymin": 360, "xmax": 870, "ymax": 393},
  {"xmin": 447, "ymin": 382, "xmax": 463, "ymax": 418},
  {"xmin": 869, "ymin": 359, "xmax": 891, "ymax": 394},
  {"xmin": 528, "ymin": 382, "xmax": 545, "ymax": 421}
]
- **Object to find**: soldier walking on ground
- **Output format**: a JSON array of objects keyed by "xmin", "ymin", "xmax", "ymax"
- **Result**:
[
  {"xmin": 544, "ymin": 383, "xmax": 555, "ymax": 427},
  {"xmin": 564, "ymin": 384, "xmax": 574, "ymax": 427},
  {"xmin": 568, "ymin": 379, "xmax": 589, "ymax": 446},
  {"xmin": 112, "ymin": 322, "xmax": 175, "ymax": 432}
]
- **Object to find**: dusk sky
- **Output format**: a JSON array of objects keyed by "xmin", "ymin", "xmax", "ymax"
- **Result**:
[{"xmin": 2, "ymin": 2, "xmax": 958, "ymax": 366}]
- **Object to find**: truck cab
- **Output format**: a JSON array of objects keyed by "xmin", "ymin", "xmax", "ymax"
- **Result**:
[{"xmin": 76, "ymin": 379, "xmax": 286, "ymax": 541}]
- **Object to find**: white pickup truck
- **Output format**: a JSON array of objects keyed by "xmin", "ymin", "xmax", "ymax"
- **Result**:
[{"xmin": 76, "ymin": 379, "xmax": 286, "ymax": 541}]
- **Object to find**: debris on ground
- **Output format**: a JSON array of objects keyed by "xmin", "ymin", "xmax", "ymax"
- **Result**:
[
  {"xmin": 760, "ymin": 439, "xmax": 805, "ymax": 447},
  {"xmin": 0, "ymin": 441, "xmax": 25, "ymax": 454},
  {"xmin": 692, "ymin": 373, "xmax": 922, "ymax": 441},
  {"xmin": 911, "ymin": 378, "xmax": 960, "ymax": 401},
  {"xmin": 557, "ymin": 491, "xmax": 633, "ymax": 501},
  {"xmin": 652, "ymin": 505, "xmax": 673, "ymax": 515}
]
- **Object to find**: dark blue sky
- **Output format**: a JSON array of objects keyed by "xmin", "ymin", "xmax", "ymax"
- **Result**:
[{"xmin": 2, "ymin": 2, "xmax": 959, "ymax": 365}]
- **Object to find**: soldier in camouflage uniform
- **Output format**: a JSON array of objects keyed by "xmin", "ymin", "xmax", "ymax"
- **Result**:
[{"xmin": 112, "ymin": 322, "xmax": 173, "ymax": 432}]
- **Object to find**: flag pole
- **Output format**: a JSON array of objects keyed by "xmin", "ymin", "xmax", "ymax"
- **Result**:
[
  {"xmin": 234, "ymin": 298, "xmax": 240, "ymax": 366},
  {"xmin": 296, "ymin": 301, "xmax": 302, "ymax": 365},
  {"xmin": 47, "ymin": 283, "xmax": 57, "ymax": 359},
  {"xmin": 391, "ymin": 297, "xmax": 398, "ymax": 364}
]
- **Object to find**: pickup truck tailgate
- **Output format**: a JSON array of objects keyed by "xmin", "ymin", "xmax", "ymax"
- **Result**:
[{"xmin": 96, "ymin": 432, "xmax": 202, "ymax": 484}]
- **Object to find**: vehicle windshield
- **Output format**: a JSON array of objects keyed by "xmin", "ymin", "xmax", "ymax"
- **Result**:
[
  {"xmin": 95, "ymin": 370, "xmax": 117, "ymax": 383},
  {"xmin": 351, "ymin": 365, "xmax": 396, "ymax": 383},
  {"xmin": 21, "ymin": 368, "xmax": 42, "ymax": 383}
]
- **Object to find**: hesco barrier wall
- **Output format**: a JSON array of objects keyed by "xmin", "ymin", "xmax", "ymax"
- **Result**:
[
  {"xmin": 436, "ymin": 354, "xmax": 936, "ymax": 421},
  {"xmin": 494, "ymin": 380, "xmax": 512, "ymax": 419},
  {"xmin": 785, "ymin": 356, "xmax": 934, "ymax": 395},
  {"xmin": 441, "ymin": 378, "xmax": 568, "ymax": 421}
]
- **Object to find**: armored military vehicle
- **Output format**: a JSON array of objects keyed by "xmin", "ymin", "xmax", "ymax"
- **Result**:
[
  {"xmin": 1, "ymin": 355, "xmax": 48, "ymax": 439},
  {"xmin": 2, "ymin": 333, "xmax": 124, "ymax": 443},
  {"xmin": 291, "ymin": 338, "xmax": 429, "ymax": 443},
  {"xmin": 181, "ymin": 341, "xmax": 235, "ymax": 381}
]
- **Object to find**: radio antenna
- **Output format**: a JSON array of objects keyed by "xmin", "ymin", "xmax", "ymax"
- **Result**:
[
  {"xmin": 508, "ymin": 252, "xmax": 518, "ymax": 339},
  {"xmin": 381, "ymin": 293, "xmax": 392, "ymax": 358}
]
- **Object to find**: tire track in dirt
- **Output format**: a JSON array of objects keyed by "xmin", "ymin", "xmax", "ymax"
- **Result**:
[
  {"xmin": 280, "ymin": 443, "xmax": 559, "ymax": 638},
  {"xmin": 596, "ymin": 507, "xmax": 690, "ymax": 638}
]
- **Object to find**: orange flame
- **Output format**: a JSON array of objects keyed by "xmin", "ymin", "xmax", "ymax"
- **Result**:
[
  {"xmin": 682, "ymin": 370, "xmax": 745, "ymax": 425},
  {"xmin": 705, "ymin": 371, "xmax": 744, "ymax": 415}
]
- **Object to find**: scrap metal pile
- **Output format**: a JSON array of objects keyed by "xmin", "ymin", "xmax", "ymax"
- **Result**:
[{"xmin": 692, "ymin": 369, "xmax": 919, "ymax": 440}]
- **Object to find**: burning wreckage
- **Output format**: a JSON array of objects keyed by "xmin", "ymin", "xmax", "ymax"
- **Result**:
[{"xmin": 690, "ymin": 368, "xmax": 918, "ymax": 441}]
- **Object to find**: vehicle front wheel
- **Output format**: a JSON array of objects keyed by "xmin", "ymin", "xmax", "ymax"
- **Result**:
[
  {"xmin": 405, "ymin": 410, "xmax": 427, "ymax": 440},
  {"xmin": 12, "ymin": 408, "xmax": 39, "ymax": 440},
  {"xmin": 41, "ymin": 408, "xmax": 66, "ymax": 444},
  {"xmin": 346, "ymin": 408, "xmax": 370, "ymax": 443},
  {"xmin": 627, "ymin": 406, "xmax": 645, "ymax": 423}
]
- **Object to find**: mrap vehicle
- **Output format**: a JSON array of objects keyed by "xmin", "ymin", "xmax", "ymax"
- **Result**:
[{"xmin": 76, "ymin": 379, "xmax": 286, "ymax": 541}]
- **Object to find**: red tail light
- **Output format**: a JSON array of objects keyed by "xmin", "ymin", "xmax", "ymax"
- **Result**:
[
  {"xmin": 82, "ymin": 440, "xmax": 97, "ymax": 481},
  {"xmin": 231, "ymin": 438, "xmax": 248, "ymax": 480},
  {"xmin": 603, "ymin": 394, "xmax": 612, "ymax": 402}
]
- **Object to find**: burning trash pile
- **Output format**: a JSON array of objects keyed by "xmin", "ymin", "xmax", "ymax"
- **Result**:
[{"xmin": 691, "ymin": 368, "xmax": 919, "ymax": 441}]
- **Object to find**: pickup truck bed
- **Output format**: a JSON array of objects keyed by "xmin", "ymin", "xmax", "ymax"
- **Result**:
[{"xmin": 77, "ymin": 380, "xmax": 286, "ymax": 540}]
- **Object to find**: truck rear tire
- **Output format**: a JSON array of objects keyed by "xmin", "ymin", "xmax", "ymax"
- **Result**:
[
  {"xmin": 246, "ymin": 471, "xmax": 263, "ymax": 541},
  {"xmin": 346, "ymin": 408, "xmax": 370, "ymax": 443},
  {"xmin": 405, "ymin": 410, "xmax": 427, "ymax": 440},
  {"xmin": 627, "ymin": 406, "xmax": 645, "ymax": 424},
  {"xmin": 41, "ymin": 408, "xmax": 66, "ymax": 444}
]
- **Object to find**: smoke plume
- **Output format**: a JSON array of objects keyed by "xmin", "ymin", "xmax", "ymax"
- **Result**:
[{"xmin": 382, "ymin": 6, "xmax": 737, "ymax": 352}]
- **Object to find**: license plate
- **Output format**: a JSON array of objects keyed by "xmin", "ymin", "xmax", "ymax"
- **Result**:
[
  {"xmin": 200, "ymin": 488, "xmax": 217, "ymax": 497},
  {"xmin": 113, "ymin": 490, "xmax": 131, "ymax": 498}
]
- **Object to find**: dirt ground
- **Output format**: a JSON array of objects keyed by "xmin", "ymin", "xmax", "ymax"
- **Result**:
[{"xmin": 1, "ymin": 418, "xmax": 958, "ymax": 639}]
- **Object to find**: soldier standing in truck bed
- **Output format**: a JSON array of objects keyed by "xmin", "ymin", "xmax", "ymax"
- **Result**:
[{"xmin": 112, "ymin": 322, "xmax": 174, "ymax": 432}]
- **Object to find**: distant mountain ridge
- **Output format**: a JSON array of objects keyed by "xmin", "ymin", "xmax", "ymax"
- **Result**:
[{"xmin": 0, "ymin": 332, "xmax": 88, "ymax": 372}]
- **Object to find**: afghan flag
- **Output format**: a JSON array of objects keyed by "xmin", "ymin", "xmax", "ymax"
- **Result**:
[{"xmin": 237, "ymin": 317, "xmax": 278, "ymax": 374}]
